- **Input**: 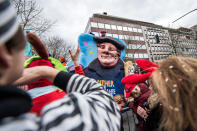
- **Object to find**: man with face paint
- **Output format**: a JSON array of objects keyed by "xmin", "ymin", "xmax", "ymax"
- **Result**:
[{"xmin": 84, "ymin": 31, "xmax": 125, "ymax": 97}]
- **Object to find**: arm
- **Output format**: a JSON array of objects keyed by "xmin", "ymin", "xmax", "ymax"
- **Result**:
[
  {"xmin": 12, "ymin": 67, "xmax": 120, "ymax": 130},
  {"xmin": 13, "ymin": 66, "xmax": 60, "ymax": 86},
  {"xmin": 129, "ymin": 101, "xmax": 138, "ymax": 114},
  {"xmin": 40, "ymin": 72, "xmax": 121, "ymax": 131}
]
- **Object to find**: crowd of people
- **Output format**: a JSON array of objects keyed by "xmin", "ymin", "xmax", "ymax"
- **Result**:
[{"xmin": 0, "ymin": 0, "xmax": 197, "ymax": 131}]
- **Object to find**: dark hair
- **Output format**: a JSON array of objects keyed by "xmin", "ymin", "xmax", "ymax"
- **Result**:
[{"xmin": 5, "ymin": 26, "xmax": 26, "ymax": 53}]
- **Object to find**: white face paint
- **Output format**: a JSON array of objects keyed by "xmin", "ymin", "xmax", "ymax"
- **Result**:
[{"xmin": 97, "ymin": 42, "xmax": 120, "ymax": 68}]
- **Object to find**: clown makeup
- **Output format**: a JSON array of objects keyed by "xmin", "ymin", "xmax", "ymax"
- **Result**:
[
  {"xmin": 131, "ymin": 85, "xmax": 141, "ymax": 98},
  {"xmin": 97, "ymin": 42, "xmax": 120, "ymax": 68}
]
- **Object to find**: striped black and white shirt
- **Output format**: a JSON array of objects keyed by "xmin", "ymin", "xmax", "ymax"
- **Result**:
[{"xmin": 0, "ymin": 71, "xmax": 121, "ymax": 131}]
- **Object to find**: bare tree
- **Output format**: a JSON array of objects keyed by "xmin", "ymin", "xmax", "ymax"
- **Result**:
[
  {"xmin": 11, "ymin": 0, "xmax": 55, "ymax": 36},
  {"xmin": 43, "ymin": 36, "xmax": 75, "ymax": 62}
]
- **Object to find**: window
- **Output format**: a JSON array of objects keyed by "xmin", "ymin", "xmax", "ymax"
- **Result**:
[
  {"xmin": 119, "ymin": 35, "xmax": 124, "ymax": 39},
  {"xmin": 136, "ymin": 44, "xmax": 141, "ymax": 49},
  {"xmin": 128, "ymin": 35, "xmax": 134, "ymax": 40},
  {"xmin": 124, "ymin": 35, "xmax": 130, "ymax": 40},
  {"xmin": 128, "ymin": 53, "xmax": 133, "ymax": 58},
  {"xmin": 91, "ymin": 22, "xmax": 98, "ymax": 28},
  {"xmin": 134, "ymin": 54, "xmax": 138, "ymax": 58},
  {"xmin": 128, "ymin": 27, "xmax": 133, "ymax": 32},
  {"xmin": 144, "ymin": 54, "xmax": 149, "ymax": 58},
  {"xmin": 139, "ymin": 54, "xmax": 143, "ymax": 58},
  {"xmin": 127, "ymin": 44, "xmax": 132, "ymax": 49},
  {"xmin": 138, "ymin": 28, "xmax": 142, "ymax": 33},
  {"xmin": 123, "ymin": 27, "xmax": 128, "ymax": 31},
  {"xmin": 92, "ymin": 32, "xmax": 99, "ymax": 36},
  {"xmin": 106, "ymin": 33, "xmax": 112, "ymax": 37},
  {"xmin": 111, "ymin": 25, "xmax": 117, "ymax": 30},
  {"xmin": 133, "ymin": 28, "xmax": 138, "ymax": 32},
  {"xmin": 132, "ymin": 44, "xmax": 136, "ymax": 49},
  {"xmin": 135, "ymin": 36, "xmax": 140, "ymax": 41},
  {"xmin": 142, "ymin": 45, "xmax": 147, "ymax": 49},
  {"xmin": 140, "ymin": 37, "xmax": 144, "ymax": 41},
  {"xmin": 113, "ymin": 34, "xmax": 118, "ymax": 38},
  {"xmin": 105, "ymin": 24, "xmax": 111, "ymax": 29},
  {"xmin": 117, "ymin": 26, "xmax": 122, "ymax": 30},
  {"xmin": 98, "ymin": 23, "xmax": 104, "ymax": 28}
]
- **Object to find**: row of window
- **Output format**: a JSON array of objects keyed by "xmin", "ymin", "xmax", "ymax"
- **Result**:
[
  {"xmin": 176, "ymin": 48, "xmax": 197, "ymax": 52},
  {"xmin": 145, "ymin": 31, "xmax": 168, "ymax": 37},
  {"xmin": 149, "ymin": 46, "xmax": 173, "ymax": 52},
  {"xmin": 181, "ymin": 54, "xmax": 197, "ymax": 58},
  {"xmin": 127, "ymin": 44, "xmax": 147, "ymax": 50},
  {"xmin": 91, "ymin": 22, "xmax": 143, "ymax": 33},
  {"xmin": 92, "ymin": 32, "xmax": 144, "ymax": 41},
  {"xmin": 148, "ymin": 39, "xmax": 170, "ymax": 44},
  {"xmin": 152, "ymin": 54, "xmax": 172, "ymax": 60},
  {"xmin": 125, "ymin": 53, "xmax": 149, "ymax": 58},
  {"xmin": 175, "ymin": 41, "xmax": 197, "ymax": 46}
]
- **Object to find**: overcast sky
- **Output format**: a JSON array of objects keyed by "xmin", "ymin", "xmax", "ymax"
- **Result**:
[{"xmin": 37, "ymin": 0, "xmax": 197, "ymax": 45}]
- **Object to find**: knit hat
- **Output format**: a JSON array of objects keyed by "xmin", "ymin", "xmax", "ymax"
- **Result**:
[
  {"xmin": 136, "ymin": 60, "xmax": 159, "ymax": 72},
  {"xmin": 94, "ymin": 31, "xmax": 125, "ymax": 51},
  {"xmin": 0, "ymin": 0, "xmax": 19, "ymax": 45},
  {"xmin": 121, "ymin": 72, "xmax": 152, "ymax": 98}
]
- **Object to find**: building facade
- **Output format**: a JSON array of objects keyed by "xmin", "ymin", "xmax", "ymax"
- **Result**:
[
  {"xmin": 167, "ymin": 27, "xmax": 197, "ymax": 58},
  {"xmin": 84, "ymin": 13, "xmax": 197, "ymax": 63}
]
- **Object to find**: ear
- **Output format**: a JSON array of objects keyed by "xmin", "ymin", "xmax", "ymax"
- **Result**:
[{"xmin": 0, "ymin": 45, "xmax": 12, "ymax": 68}]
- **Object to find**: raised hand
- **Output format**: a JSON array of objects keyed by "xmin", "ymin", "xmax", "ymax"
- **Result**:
[{"xmin": 69, "ymin": 45, "xmax": 80, "ymax": 67}]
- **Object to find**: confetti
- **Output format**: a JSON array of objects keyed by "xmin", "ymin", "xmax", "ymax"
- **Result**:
[
  {"xmin": 174, "ymin": 107, "xmax": 179, "ymax": 111},
  {"xmin": 173, "ymin": 84, "xmax": 177, "ymax": 88},
  {"xmin": 165, "ymin": 78, "xmax": 168, "ymax": 82},
  {"xmin": 172, "ymin": 89, "xmax": 176, "ymax": 93},
  {"xmin": 169, "ymin": 65, "xmax": 173, "ymax": 69},
  {"xmin": 90, "ymin": 50, "xmax": 93, "ymax": 54},
  {"xmin": 160, "ymin": 72, "xmax": 162, "ymax": 75},
  {"xmin": 84, "ymin": 41, "xmax": 87, "ymax": 46},
  {"xmin": 178, "ymin": 78, "xmax": 183, "ymax": 82}
]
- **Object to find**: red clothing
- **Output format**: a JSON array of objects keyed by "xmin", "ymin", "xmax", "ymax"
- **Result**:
[
  {"xmin": 30, "ymin": 89, "xmax": 66, "ymax": 116},
  {"xmin": 27, "ymin": 59, "xmax": 66, "ymax": 116},
  {"xmin": 75, "ymin": 65, "xmax": 85, "ymax": 76},
  {"xmin": 129, "ymin": 83, "xmax": 151, "ymax": 131}
]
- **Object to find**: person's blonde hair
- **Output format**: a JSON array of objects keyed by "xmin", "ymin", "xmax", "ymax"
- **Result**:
[{"xmin": 152, "ymin": 56, "xmax": 197, "ymax": 131}]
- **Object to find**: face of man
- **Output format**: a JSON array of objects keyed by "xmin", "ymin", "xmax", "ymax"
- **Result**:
[
  {"xmin": 97, "ymin": 42, "xmax": 120, "ymax": 68},
  {"xmin": 131, "ymin": 85, "xmax": 141, "ymax": 98},
  {"xmin": 0, "ymin": 45, "xmax": 25, "ymax": 85},
  {"xmin": 0, "ymin": 28, "xmax": 26, "ymax": 85}
]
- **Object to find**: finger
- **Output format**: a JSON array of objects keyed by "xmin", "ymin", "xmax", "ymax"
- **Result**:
[
  {"xmin": 76, "ymin": 45, "xmax": 80, "ymax": 54},
  {"xmin": 68, "ymin": 50, "xmax": 73, "ymax": 57}
]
